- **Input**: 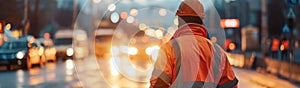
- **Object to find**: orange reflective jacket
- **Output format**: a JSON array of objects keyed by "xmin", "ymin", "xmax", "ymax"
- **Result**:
[
  {"xmin": 150, "ymin": 24, "xmax": 238, "ymax": 88},
  {"xmin": 271, "ymin": 38, "xmax": 280, "ymax": 51}
]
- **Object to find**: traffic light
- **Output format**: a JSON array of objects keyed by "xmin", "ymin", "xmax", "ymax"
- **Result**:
[
  {"xmin": 0, "ymin": 21, "xmax": 3, "ymax": 47},
  {"xmin": 220, "ymin": 19, "xmax": 240, "ymax": 29},
  {"xmin": 0, "ymin": 21, "xmax": 4, "ymax": 34}
]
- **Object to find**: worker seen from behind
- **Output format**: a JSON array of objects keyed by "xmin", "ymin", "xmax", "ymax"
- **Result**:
[{"xmin": 150, "ymin": 0, "xmax": 238, "ymax": 88}]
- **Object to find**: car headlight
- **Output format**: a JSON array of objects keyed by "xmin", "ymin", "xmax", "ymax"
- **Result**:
[
  {"xmin": 128, "ymin": 47, "xmax": 138, "ymax": 55},
  {"xmin": 146, "ymin": 47, "xmax": 152, "ymax": 55},
  {"xmin": 38, "ymin": 47, "xmax": 44, "ymax": 56},
  {"xmin": 51, "ymin": 48, "xmax": 57, "ymax": 54},
  {"xmin": 66, "ymin": 48, "xmax": 74, "ymax": 56},
  {"xmin": 145, "ymin": 46, "xmax": 160, "ymax": 55},
  {"xmin": 16, "ymin": 51, "xmax": 25, "ymax": 59}
]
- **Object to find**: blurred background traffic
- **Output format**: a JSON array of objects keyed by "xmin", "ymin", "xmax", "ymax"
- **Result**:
[{"xmin": 0, "ymin": 0, "xmax": 300, "ymax": 88}]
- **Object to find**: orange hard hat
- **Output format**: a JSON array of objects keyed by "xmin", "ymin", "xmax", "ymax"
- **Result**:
[{"xmin": 176, "ymin": 0, "xmax": 206, "ymax": 19}]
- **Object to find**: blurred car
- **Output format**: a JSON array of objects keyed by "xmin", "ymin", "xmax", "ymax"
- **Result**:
[
  {"xmin": 0, "ymin": 39, "xmax": 44, "ymax": 70},
  {"xmin": 54, "ymin": 29, "xmax": 74, "ymax": 60},
  {"xmin": 29, "ymin": 40, "xmax": 46, "ymax": 67},
  {"xmin": 54, "ymin": 29, "xmax": 88, "ymax": 60},
  {"xmin": 73, "ymin": 29, "xmax": 89, "ymax": 59},
  {"xmin": 37, "ymin": 38, "xmax": 56, "ymax": 62},
  {"xmin": 128, "ymin": 31, "xmax": 161, "ymax": 61},
  {"xmin": 94, "ymin": 29, "xmax": 114, "ymax": 58}
]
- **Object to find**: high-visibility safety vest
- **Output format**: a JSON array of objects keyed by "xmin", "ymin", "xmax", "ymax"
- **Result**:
[
  {"xmin": 271, "ymin": 38, "xmax": 280, "ymax": 51},
  {"xmin": 282, "ymin": 40, "xmax": 289, "ymax": 51},
  {"xmin": 150, "ymin": 23, "xmax": 238, "ymax": 88}
]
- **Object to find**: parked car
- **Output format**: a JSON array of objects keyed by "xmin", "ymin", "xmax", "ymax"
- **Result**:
[
  {"xmin": 28, "ymin": 41, "xmax": 46, "ymax": 68},
  {"xmin": 54, "ymin": 29, "xmax": 89, "ymax": 60},
  {"xmin": 37, "ymin": 38, "xmax": 56, "ymax": 62},
  {"xmin": 0, "ymin": 39, "xmax": 44, "ymax": 70}
]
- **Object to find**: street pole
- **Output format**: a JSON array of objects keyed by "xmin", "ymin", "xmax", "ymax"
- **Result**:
[
  {"xmin": 23, "ymin": 0, "xmax": 29, "ymax": 35},
  {"xmin": 72, "ymin": 0, "xmax": 78, "ymax": 28},
  {"xmin": 261, "ymin": 0, "xmax": 268, "ymax": 55}
]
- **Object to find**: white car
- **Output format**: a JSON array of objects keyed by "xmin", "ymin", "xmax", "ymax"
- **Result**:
[{"xmin": 54, "ymin": 29, "xmax": 89, "ymax": 60}]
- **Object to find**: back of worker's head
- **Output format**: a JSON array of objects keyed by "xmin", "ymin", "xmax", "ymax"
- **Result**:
[{"xmin": 176, "ymin": 0, "xmax": 206, "ymax": 27}]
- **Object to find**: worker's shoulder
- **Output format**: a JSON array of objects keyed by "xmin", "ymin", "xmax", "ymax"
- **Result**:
[{"xmin": 160, "ymin": 41, "xmax": 174, "ymax": 50}]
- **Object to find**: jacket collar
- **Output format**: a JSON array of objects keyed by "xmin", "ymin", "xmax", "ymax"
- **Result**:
[{"xmin": 172, "ymin": 23, "xmax": 207, "ymax": 39}]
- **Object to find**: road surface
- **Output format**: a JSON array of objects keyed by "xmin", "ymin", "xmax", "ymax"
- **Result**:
[{"xmin": 0, "ymin": 55, "xmax": 298, "ymax": 88}]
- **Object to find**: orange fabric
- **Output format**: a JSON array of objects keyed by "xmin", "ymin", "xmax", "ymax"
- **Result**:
[
  {"xmin": 282, "ymin": 40, "xmax": 289, "ymax": 50},
  {"xmin": 271, "ymin": 39, "xmax": 280, "ymax": 51},
  {"xmin": 176, "ymin": 0, "xmax": 206, "ymax": 18},
  {"xmin": 150, "ymin": 24, "xmax": 237, "ymax": 87}
]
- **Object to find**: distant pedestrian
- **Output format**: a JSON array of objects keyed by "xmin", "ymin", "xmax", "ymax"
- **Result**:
[
  {"xmin": 271, "ymin": 37, "xmax": 280, "ymax": 59},
  {"xmin": 280, "ymin": 38, "xmax": 289, "ymax": 61}
]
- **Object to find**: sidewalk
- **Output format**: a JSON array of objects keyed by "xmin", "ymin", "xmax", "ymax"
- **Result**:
[{"xmin": 234, "ymin": 68, "xmax": 298, "ymax": 88}]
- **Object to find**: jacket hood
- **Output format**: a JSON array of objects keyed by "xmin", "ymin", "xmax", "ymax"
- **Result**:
[{"xmin": 172, "ymin": 23, "xmax": 207, "ymax": 39}]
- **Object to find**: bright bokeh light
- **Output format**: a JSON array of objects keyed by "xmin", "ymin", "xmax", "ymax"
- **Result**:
[
  {"xmin": 38, "ymin": 47, "xmax": 44, "ymax": 56},
  {"xmin": 93, "ymin": 0, "xmax": 101, "ymax": 4},
  {"xmin": 16, "ymin": 51, "xmax": 25, "ymax": 59},
  {"xmin": 145, "ymin": 28, "xmax": 155, "ymax": 37},
  {"xmin": 110, "ymin": 58, "xmax": 120, "ymax": 76},
  {"xmin": 139, "ymin": 23, "xmax": 147, "ymax": 30},
  {"xmin": 108, "ymin": 4, "xmax": 116, "ymax": 12},
  {"xmin": 131, "ymin": 38, "xmax": 136, "ymax": 44},
  {"xmin": 220, "ymin": 19, "xmax": 240, "ymax": 28},
  {"xmin": 159, "ymin": 8, "xmax": 167, "ymax": 16},
  {"xmin": 229, "ymin": 43, "xmax": 236, "ymax": 51},
  {"xmin": 111, "ymin": 46, "xmax": 120, "ymax": 55},
  {"xmin": 120, "ymin": 12, "xmax": 128, "ymax": 19},
  {"xmin": 130, "ymin": 8, "xmax": 139, "ymax": 16},
  {"xmin": 280, "ymin": 45, "xmax": 285, "ymax": 51},
  {"xmin": 126, "ymin": 16, "xmax": 134, "ymax": 23},
  {"xmin": 5, "ymin": 23, "xmax": 11, "ymax": 30},
  {"xmin": 110, "ymin": 12, "xmax": 120, "ymax": 23},
  {"xmin": 128, "ymin": 47, "xmax": 138, "ymax": 55},
  {"xmin": 120, "ymin": 46, "xmax": 129, "ymax": 53},
  {"xmin": 155, "ymin": 30, "xmax": 163, "ymax": 39},
  {"xmin": 173, "ymin": 18, "xmax": 179, "ymax": 26},
  {"xmin": 167, "ymin": 26, "xmax": 176, "ymax": 34},
  {"xmin": 17, "ymin": 70, "xmax": 24, "ymax": 83},
  {"xmin": 146, "ymin": 47, "xmax": 152, "ymax": 55},
  {"xmin": 146, "ymin": 46, "xmax": 160, "ymax": 55},
  {"xmin": 66, "ymin": 59, "xmax": 74, "ymax": 70},
  {"xmin": 44, "ymin": 33, "xmax": 50, "ymax": 39},
  {"xmin": 0, "ymin": 22, "xmax": 2, "ymax": 31},
  {"xmin": 66, "ymin": 59, "xmax": 74, "ymax": 76},
  {"xmin": 76, "ymin": 34, "xmax": 87, "ymax": 41},
  {"xmin": 211, "ymin": 36, "xmax": 217, "ymax": 43},
  {"xmin": 150, "ymin": 46, "xmax": 160, "ymax": 62},
  {"xmin": 67, "ymin": 48, "xmax": 74, "ymax": 56}
]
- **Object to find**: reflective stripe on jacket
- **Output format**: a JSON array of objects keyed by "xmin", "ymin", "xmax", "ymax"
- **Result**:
[{"xmin": 150, "ymin": 23, "xmax": 238, "ymax": 88}]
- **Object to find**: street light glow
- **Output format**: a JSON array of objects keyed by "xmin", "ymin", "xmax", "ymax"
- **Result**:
[
  {"xmin": 220, "ymin": 19, "xmax": 240, "ymax": 28},
  {"xmin": 120, "ymin": 12, "xmax": 128, "ymax": 19},
  {"xmin": 173, "ymin": 18, "xmax": 179, "ymax": 26},
  {"xmin": 126, "ymin": 16, "xmax": 134, "ymax": 23},
  {"xmin": 93, "ymin": 0, "xmax": 101, "ymax": 4},
  {"xmin": 159, "ymin": 8, "xmax": 167, "ymax": 16},
  {"xmin": 108, "ymin": 4, "xmax": 116, "ymax": 11},
  {"xmin": 139, "ymin": 23, "xmax": 147, "ymax": 30},
  {"xmin": 110, "ymin": 12, "xmax": 120, "ymax": 23},
  {"xmin": 130, "ymin": 9, "xmax": 138, "ymax": 16},
  {"xmin": 155, "ymin": 30, "xmax": 163, "ymax": 39},
  {"xmin": 5, "ymin": 23, "xmax": 11, "ymax": 30}
]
